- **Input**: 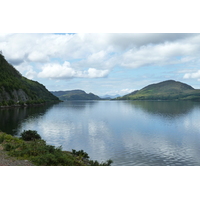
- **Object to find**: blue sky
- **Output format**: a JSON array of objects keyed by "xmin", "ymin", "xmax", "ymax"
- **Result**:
[{"xmin": 1, "ymin": 33, "xmax": 200, "ymax": 96}]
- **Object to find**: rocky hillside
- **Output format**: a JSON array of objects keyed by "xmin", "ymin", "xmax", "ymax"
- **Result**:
[
  {"xmin": 0, "ymin": 54, "xmax": 59, "ymax": 106},
  {"xmin": 51, "ymin": 90, "xmax": 101, "ymax": 100},
  {"xmin": 117, "ymin": 80, "xmax": 200, "ymax": 101}
]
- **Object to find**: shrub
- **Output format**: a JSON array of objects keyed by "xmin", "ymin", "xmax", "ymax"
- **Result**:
[
  {"xmin": 1, "ymin": 100, "xmax": 8, "ymax": 106},
  {"xmin": 31, "ymin": 152, "xmax": 75, "ymax": 166},
  {"xmin": 8, "ymin": 99, "xmax": 15, "ymax": 106},
  {"xmin": 72, "ymin": 149, "xmax": 113, "ymax": 166},
  {"xmin": 102, "ymin": 159, "xmax": 113, "ymax": 166},
  {"xmin": 89, "ymin": 159, "xmax": 113, "ymax": 166},
  {"xmin": 0, "ymin": 133, "xmax": 5, "ymax": 143},
  {"xmin": 4, "ymin": 143, "xmax": 15, "ymax": 151},
  {"xmin": 72, "ymin": 149, "xmax": 90, "ymax": 159},
  {"xmin": 20, "ymin": 130, "xmax": 41, "ymax": 141}
]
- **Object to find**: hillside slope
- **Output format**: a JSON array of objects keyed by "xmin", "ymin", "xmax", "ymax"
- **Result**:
[
  {"xmin": 51, "ymin": 90, "xmax": 101, "ymax": 100},
  {"xmin": 0, "ymin": 54, "xmax": 59, "ymax": 105},
  {"xmin": 118, "ymin": 80, "xmax": 200, "ymax": 101}
]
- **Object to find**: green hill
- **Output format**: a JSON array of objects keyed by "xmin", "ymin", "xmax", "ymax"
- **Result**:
[
  {"xmin": 118, "ymin": 80, "xmax": 200, "ymax": 101},
  {"xmin": 0, "ymin": 54, "xmax": 59, "ymax": 106},
  {"xmin": 51, "ymin": 90, "xmax": 101, "ymax": 100}
]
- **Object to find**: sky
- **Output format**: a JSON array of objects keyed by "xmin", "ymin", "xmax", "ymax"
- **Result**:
[{"xmin": 1, "ymin": 33, "xmax": 200, "ymax": 97}]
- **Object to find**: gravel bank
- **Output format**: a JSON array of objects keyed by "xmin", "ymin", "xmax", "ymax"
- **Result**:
[{"xmin": 0, "ymin": 144, "xmax": 34, "ymax": 166}]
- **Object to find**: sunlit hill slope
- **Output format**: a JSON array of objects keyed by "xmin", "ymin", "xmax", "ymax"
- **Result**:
[{"xmin": 117, "ymin": 80, "xmax": 200, "ymax": 101}]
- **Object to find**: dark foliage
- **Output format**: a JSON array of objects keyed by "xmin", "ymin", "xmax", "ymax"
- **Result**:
[
  {"xmin": 72, "ymin": 149, "xmax": 90, "ymax": 159},
  {"xmin": 20, "ymin": 130, "xmax": 41, "ymax": 141}
]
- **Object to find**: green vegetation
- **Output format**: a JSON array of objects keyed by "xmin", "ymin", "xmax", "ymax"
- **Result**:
[
  {"xmin": 20, "ymin": 130, "xmax": 41, "ymax": 141},
  {"xmin": 0, "ymin": 131, "xmax": 113, "ymax": 166},
  {"xmin": 117, "ymin": 80, "xmax": 200, "ymax": 101},
  {"xmin": 51, "ymin": 90, "xmax": 101, "ymax": 100},
  {"xmin": 0, "ymin": 54, "xmax": 59, "ymax": 106},
  {"xmin": 72, "ymin": 149, "xmax": 90, "ymax": 159}
]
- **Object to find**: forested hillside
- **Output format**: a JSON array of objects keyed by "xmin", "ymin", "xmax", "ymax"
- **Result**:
[{"xmin": 0, "ymin": 54, "xmax": 59, "ymax": 106}]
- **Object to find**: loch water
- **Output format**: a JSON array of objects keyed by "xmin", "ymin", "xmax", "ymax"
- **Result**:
[{"xmin": 1, "ymin": 100, "xmax": 200, "ymax": 166}]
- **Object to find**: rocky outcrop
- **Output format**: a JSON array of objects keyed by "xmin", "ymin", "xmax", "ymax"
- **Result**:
[{"xmin": 0, "ymin": 87, "xmax": 30, "ymax": 102}]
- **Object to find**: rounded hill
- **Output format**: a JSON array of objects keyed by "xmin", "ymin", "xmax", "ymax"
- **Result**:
[
  {"xmin": 119, "ymin": 80, "xmax": 200, "ymax": 101},
  {"xmin": 140, "ymin": 80, "xmax": 194, "ymax": 94}
]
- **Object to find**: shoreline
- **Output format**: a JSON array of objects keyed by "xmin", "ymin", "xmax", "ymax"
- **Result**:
[
  {"xmin": 0, "ymin": 131, "xmax": 113, "ymax": 166},
  {"xmin": 0, "ymin": 103, "xmax": 45, "ymax": 109},
  {"xmin": 0, "ymin": 100, "xmax": 61, "ymax": 109}
]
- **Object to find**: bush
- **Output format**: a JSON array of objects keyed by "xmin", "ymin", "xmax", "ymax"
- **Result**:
[
  {"xmin": 72, "ymin": 149, "xmax": 90, "ymax": 159},
  {"xmin": 8, "ymin": 99, "xmax": 15, "ymax": 106},
  {"xmin": 89, "ymin": 159, "xmax": 113, "ymax": 166},
  {"xmin": 72, "ymin": 149, "xmax": 113, "ymax": 166},
  {"xmin": 31, "ymin": 152, "xmax": 75, "ymax": 166},
  {"xmin": 4, "ymin": 143, "xmax": 15, "ymax": 151},
  {"xmin": 20, "ymin": 130, "xmax": 41, "ymax": 141},
  {"xmin": 1, "ymin": 100, "xmax": 8, "ymax": 106},
  {"xmin": 0, "ymin": 133, "xmax": 5, "ymax": 143}
]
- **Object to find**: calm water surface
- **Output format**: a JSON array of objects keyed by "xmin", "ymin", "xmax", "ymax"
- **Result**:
[{"xmin": 1, "ymin": 100, "xmax": 200, "ymax": 166}]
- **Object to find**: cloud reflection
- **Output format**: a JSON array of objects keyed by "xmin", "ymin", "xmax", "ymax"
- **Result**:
[{"xmin": 9, "ymin": 100, "xmax": 200, "ymax": 165}]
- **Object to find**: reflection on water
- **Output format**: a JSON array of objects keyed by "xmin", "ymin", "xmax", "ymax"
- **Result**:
[
  {"xmin": 1, "ymin": 100, "xmax": 200, "ymax": 165},
  {"xmin": 129, "ymin": 100, "xmax": 200, "ymax": 118},
  {"xmin": 0, "ymin": 104, "xmax": 54, "ymax": 135}
]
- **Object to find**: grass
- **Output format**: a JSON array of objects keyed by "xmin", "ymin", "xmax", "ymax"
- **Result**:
[{"xmin": 0, "ymin": 131, "xmax": 113, "ymax": 166}]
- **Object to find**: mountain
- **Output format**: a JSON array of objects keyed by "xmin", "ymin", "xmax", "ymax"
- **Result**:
[
  {"xmin": 0, "ymin": 54, "xmax": 59, "ymax": 106},
  {"xmin": 117, "ymin": 80, "xmax": 200, "ymax": 101},
  {"xmin": 100, "ymin": 94, "xmax": 121, "ymax": 99},
  {"xmin": 51, "ymin": 90, "xmax": 101, "ymax": 100}
]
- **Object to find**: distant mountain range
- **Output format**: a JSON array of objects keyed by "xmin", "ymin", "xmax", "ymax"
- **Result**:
[
  {"xmin": 100, "ymin": 94, "xmax": 121, "ymax": 99},
  {"xmin": 117, "ymin": 80, "xmax": 200, "ymax": 101},
  {"xmin": 0, "ymin": 54, "xmax": 59, "ymax": 106},
  {"xmin": 51, "ymin": 90, "xmax": 101, "ymax": 100}
]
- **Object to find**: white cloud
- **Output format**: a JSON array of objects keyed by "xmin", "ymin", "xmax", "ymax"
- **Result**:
[
  {"xmin": 87, "ymin": 68, "xmax": 109, "ymax": 78},
  {"xmin": 183, "ymin": 70, "xmax": 200, "ymax": 79},
  {"xmin": 1, "ymin": 33, "xmax": 200, "ymax": 74},
  {"xmin": 120, "ymin": 41, "xmax": 200, "ymax": 68},
  {"xmin": 14, "ymin": 62, "xmax": 34, "ymax": 75},
  {"xmin": 38, "ymin": 61, "xmax": 109, "ymax": 79},
  {"xmin": 106, "ymin": 33, "xmax": 198, "ymax": 49},
  {"xmin": 38, "ymin": 62, "xmax": 76, "ymax": 79},
  {"xmin": 87, "ymin": 50, "xmax": 107, "ymax": 63},
  {"xmin": 25, "ymin": 69, "xmax": 37, "ymax": 80},
  {"xmin": 27, "ymin": 51, "xmax": 49, "ymax": 63},
  {"xmin": 120, "ymin": 88, "xmax": 135, "ymax": 94},
  {"xmin": 1, "ymin": 33, "xmax": 199, "ymax": 67}
]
